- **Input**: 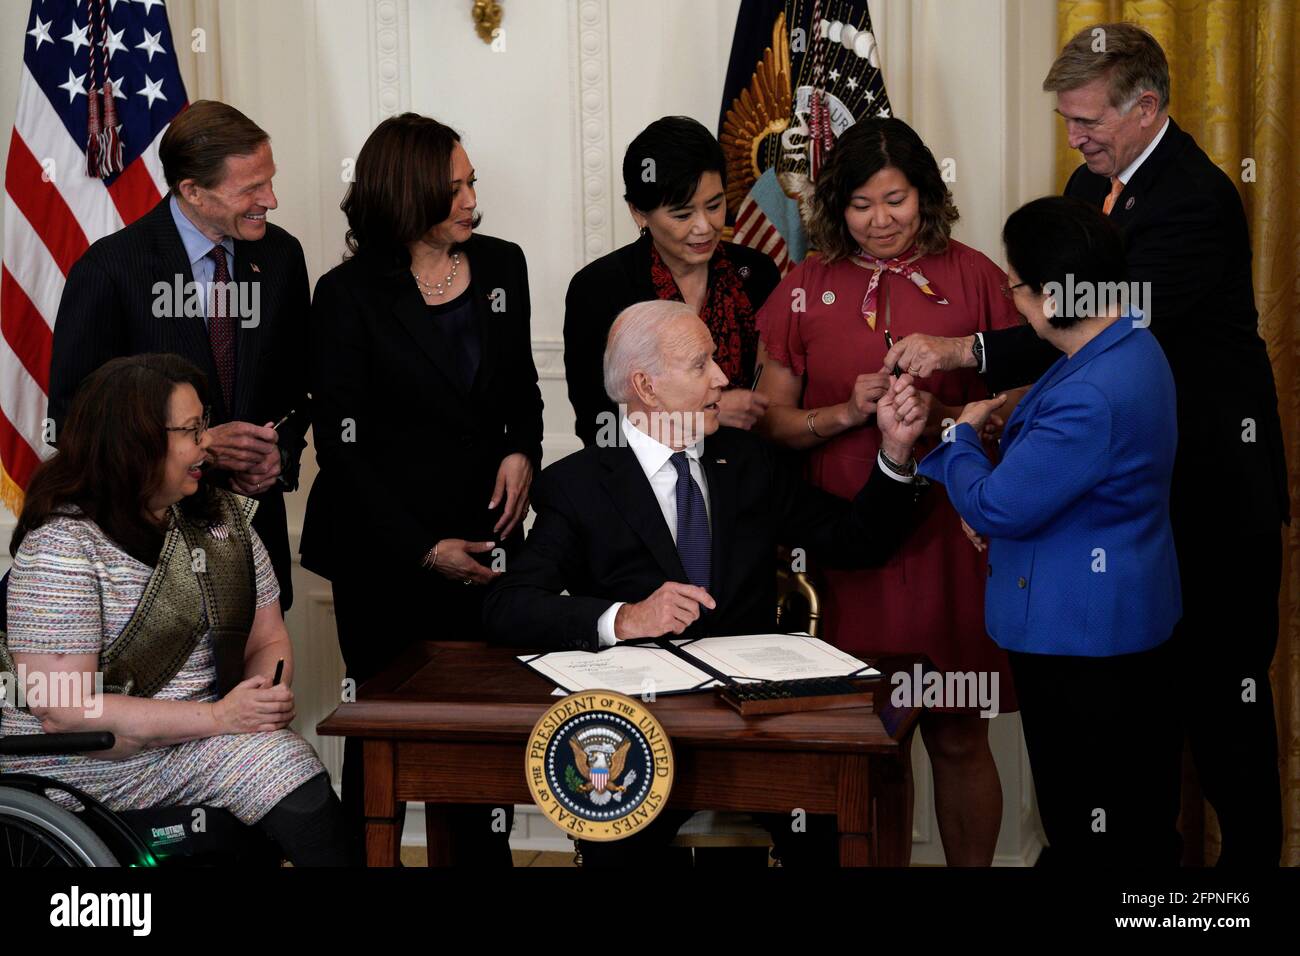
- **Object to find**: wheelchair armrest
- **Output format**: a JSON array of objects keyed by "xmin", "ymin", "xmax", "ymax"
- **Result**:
[{"xmin": 0, "ymin": 731, "xmax": 115, "ymax": 756}]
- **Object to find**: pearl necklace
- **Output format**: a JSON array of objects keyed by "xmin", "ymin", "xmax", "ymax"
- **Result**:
[{"xmin": 412, "ymin": 253, "xmax": 461, "ymax": 297}]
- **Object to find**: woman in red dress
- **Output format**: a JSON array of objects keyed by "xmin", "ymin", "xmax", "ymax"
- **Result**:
[{"xmin": 755, "ymin": 118, "xmax": 1021, "ymax": 866}]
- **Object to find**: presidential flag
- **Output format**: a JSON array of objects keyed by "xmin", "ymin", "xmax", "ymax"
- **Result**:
[
  {"xmin": 2, "ymin": 0, "xmax": 188, "ymax": 512},
  {"xmin": 719, "ymin": 0, "xmax": 892, "ymax": 274}
]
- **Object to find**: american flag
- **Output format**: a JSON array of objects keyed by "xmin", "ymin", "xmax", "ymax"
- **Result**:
[
  {"xmin": 719, "ymin": 0, "xmax": 892, "ymax": 274},
  {"xmin": 1, "ymin": 0, "xmax": 187, "ymax": 512}
]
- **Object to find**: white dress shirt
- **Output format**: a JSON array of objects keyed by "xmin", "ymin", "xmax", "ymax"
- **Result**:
[
  {"xmin": 1115, "ymin": 116, "xmax": 1169, "ymax": 185},
  {"xmin": 596, "ymin": 416, "xmax": 711, "ymax": 647}
]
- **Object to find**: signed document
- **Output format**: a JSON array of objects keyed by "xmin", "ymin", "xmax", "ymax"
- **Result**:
[
  {"xmin": 520, "ymin": 644, "xmax": 721, "ymax": 696},
  {"xmin": 675, "ymin": 633, "xmax": 879, "ymax": 682}
]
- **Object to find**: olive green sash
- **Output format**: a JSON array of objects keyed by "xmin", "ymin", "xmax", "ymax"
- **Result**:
[{"xmin": 0, "ymin": 491, "xmax": 259, "ymax": 700}]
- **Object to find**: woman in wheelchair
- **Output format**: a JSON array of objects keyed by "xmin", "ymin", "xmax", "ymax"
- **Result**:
[{"xmin": 0, "ymin": 354, "xmax": 352, "ymax": 866}]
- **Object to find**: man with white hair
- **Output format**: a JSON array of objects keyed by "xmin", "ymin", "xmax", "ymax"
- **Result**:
[
  {"xmin": 483, "ymin": 299, "xmax": 926, "ymax": 866},
  {"xmin": 486, "ymin": 298, "xmax": 925, "ymax": 648}
]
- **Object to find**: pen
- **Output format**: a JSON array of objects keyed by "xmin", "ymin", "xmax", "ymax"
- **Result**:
[
  {"xmin": 272, "ymin": 410, "xmax": 296, "ymax": 431},
  {"xmin": 751, "ymin": 364, "xmax": 764, "ymax": 391},
  {"xmin": 272, "ymin": 658, "xmax": 284, "ymax": 686},
  {"xmin": 883, "ymin": 330, "xmax": 903, "ymax": 377}
]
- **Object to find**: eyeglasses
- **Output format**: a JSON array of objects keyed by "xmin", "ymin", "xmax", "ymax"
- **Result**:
[
  {"xmin": 165, "ymin": 407, "xmax": 211, "ymax": 445},
  {"xmin": 1000, "ymin": 280, "xmax": 1028, "ymax": 299}
]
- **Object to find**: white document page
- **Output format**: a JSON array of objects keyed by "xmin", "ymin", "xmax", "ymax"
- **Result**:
[
  {"xmin": 522, "ymin": 644, "xmax": 721, "ymax": 696},
  {"xmin": 675, "ymin": 633, "xmax": 880, "ymax": 682}
]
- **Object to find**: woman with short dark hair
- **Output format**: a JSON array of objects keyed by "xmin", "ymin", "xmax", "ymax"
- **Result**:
[
  {"xmin": 1, "ymin": 354, "xmax": 350, "ymax": 865},
  {"xmin": 919, "ymin": 196, "xmax": 1183, "ymax": 866},
  {"xmin": 754, "ymin": 117, "xmax": 1022, "ymax": 866},
  {"xmin": 563, "ymin": 116, "xmax": 780, "ymax": 446},
  {"xmin": 302, "ymin": 113, "xmax": 542, "ymax": 864}
]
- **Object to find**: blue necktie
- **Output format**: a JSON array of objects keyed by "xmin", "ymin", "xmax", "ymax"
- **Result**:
[{"xmin": 669, "ymin": 452, "xmax": 711, "ymax": 588}]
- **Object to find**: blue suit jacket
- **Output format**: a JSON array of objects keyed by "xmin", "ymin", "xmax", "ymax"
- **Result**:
[{"xmin": 918, "ymin": 318, "xmax": 1181, "ymax": 656}]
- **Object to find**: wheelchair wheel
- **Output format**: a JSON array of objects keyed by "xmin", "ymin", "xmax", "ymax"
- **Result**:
[{"xmin": 0, "ymin": 787, "xmax": 119, "ymax": 867}]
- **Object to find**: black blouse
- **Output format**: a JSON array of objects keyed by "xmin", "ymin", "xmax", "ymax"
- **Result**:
[{"xmin": 425, "ymin": 287, "xmax": 481, "ymax": 392}]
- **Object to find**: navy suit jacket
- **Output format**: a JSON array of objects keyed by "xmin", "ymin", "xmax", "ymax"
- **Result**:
[
  {"xmin": 483, "ymin": 426, "xmax": 925, "ymax": 652},
  {"xmin": 920, "ymin": 319, "xmax": 1181, "ymax": 656}
]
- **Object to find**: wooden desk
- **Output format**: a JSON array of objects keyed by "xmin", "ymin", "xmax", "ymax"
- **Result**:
[{"xmin": 317, "ymin": 642, "xmax": 920, "ymax": 867}]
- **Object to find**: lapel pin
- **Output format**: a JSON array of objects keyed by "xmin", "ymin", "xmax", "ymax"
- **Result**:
[
  {"xmin": 1124, "ymin": 197, "xmax": 1135, "ymax": 210},
  {"xmin": 738, "ymin": 265, "xmax": 751, "ymax": 278},
  {"xmin": 714, "ymin": 458, "xmax": 727, "ymax": 464},
  {"xmin": 822, "ymin": 291, "xmax": 836, "ymax": 305}
]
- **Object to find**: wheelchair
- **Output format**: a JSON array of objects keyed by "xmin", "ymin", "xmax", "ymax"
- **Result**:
[
  {"xmin": 0, "ymin": 570, "xmax": 283, "ymax": 868},
  {"xmin": 0, "ymin": 731, "xmax": 285, "ymax": 867}
]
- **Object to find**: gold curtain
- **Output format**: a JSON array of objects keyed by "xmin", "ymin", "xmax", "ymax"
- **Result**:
[{"xmin": 1055, "ymin": 0, "xmax": 1299, "ymax": 866}]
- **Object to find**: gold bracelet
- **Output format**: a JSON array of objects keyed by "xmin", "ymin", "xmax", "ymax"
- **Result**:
[
  {"xmin": 806, "ymin": 409, "xmax": 825, "ymax": 438},
  {"xmin": 422, "ymin": 542, "xmax": 440, "ymax": 569}
]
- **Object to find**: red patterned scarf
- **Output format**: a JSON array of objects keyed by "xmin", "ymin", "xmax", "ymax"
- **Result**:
[
  {"xmin": 849, "ymin": 245, "xmax": 948, "ymax": 329},
  {"xmin": 649, "ymin": 241, "xmax": 756, "ymax": 386}
]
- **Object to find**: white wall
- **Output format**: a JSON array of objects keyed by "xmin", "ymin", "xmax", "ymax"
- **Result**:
[{"xmin": 0, "ymin": 0, "xmax": 1059, "ymax": 863}]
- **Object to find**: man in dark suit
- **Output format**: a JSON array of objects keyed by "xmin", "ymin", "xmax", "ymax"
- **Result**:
[
  {"xmin": 49, "ymin": 100, "xmax": 310, "ymax": 610},
  {"xmin": 884, "ymin": 24, "xmax": 1288, "ymax": 866},
  {"xmin": 484, "ymin": 299, "xmax": 928, "ymax": 864}
]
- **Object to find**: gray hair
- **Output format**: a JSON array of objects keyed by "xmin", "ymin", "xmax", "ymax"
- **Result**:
[
  {"xmin": 1043, "ymin": 22, "xmax": 1170, "ymax": 112},
  {"xmin": 603, "ymin": 300, "xmax": 698, "ymax": 403}
]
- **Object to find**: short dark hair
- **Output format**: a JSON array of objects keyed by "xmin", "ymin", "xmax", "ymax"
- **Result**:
[
  {"xmin": 808, "ymin": 117, "xmax": 959, "ymax": 262},
  {"xmin": 342, "ymin": 113, "xmax": 477, "ymax": 269},
  {"xmin": 14, "ymin": 354, "xmax": 219, "ymax": 565},
  {"xmin": 159, "ymin": 100, "xmax": 270, "ymax": 194},
  {"xmin": 622, "ymin": 116, "xmax": 726, "ymax": 213},
  {"xmin": 1002, "ymin": 196, "xmax": 1128, "ymax": 329}
]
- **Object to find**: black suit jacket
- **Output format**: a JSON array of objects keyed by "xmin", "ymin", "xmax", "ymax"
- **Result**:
[
  {"xmin": 563, "ymin": 235, "xmax": 780, "ymax": 446},
  {"xmin": 48, "ymin": 197, "xmax": 310, "ymax": 607},
  {"xmin": 982, "ymin": 118, "xmax": 1289, "ymax": 529},
  {"xmin": 300, "ymin": 233, "xmax": 544, "ymax": 581},
  {"xmin": 482, "ymin": 426, "xmax": 925, "ymax": 651}
]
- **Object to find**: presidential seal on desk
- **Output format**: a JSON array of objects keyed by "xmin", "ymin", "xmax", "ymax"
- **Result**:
[{"xmin": 525, "ymin": 691, "xmax": 674, "ymax": 841}]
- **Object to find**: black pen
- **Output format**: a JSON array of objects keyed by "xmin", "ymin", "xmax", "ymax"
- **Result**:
[
  {"xmin": 751, "ymin": 364, "xmax": 764, "ymax": 391},
  {"xmin": 883, "ymin": 330, "xmax": 903, "ymax": 377},
  {"xmin": 272, "ymin": 658, "xmax": 284, "ymax": 686}
]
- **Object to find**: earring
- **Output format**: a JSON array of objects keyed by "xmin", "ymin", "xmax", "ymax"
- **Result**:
[{"xmin": 639, "ymin": 225, "xmax": 649, "ymax": 238}]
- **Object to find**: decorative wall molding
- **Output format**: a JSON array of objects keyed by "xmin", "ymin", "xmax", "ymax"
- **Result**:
[
  {"xmin": 571, "ymin": 0, "xmax": 613, "ymax": 264},
  {"xmin": 369, "ymin": 0, "xmax": 410, "ymax": 125},
  {"xmin": 531, "ymin": 336, "xmax": 567, "ymax": 381}
]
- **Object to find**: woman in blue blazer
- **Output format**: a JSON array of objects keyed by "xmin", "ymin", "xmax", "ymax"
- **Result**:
[{"xmin": 919, "ymin": 197, "xmax": 1182, "ymax": 866}]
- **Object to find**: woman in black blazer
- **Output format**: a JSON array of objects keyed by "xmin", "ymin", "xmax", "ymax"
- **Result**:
[
  {"xmin": 564, "ymin": 116, "xmax": 780, "ymax": 446},
  {"xmin": 302, "ymin": 113, "xmax": 542, "ymax": 864}
]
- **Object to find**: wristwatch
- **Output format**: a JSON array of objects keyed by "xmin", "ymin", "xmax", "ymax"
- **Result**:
[
  {"xmin": 878, "ymin": 447, "xmax": 917, "ymax": 478},
  {"xmin": 970, "ymin": 334, "xmax": 985, "ymax": 372}
]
